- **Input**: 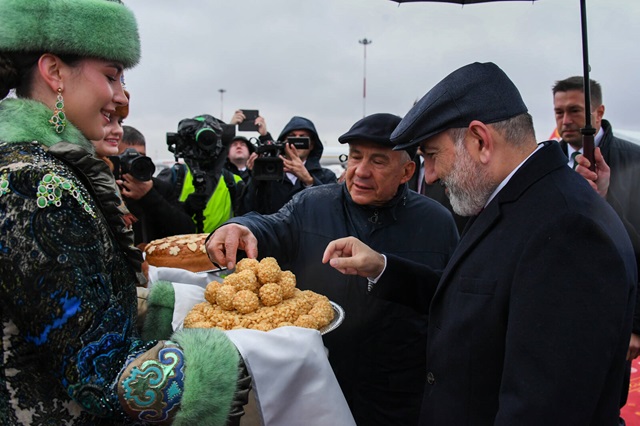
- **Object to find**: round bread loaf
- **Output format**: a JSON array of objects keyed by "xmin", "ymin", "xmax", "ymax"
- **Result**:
[{"xmin": 144, "ymin": 233, "xmax": 213, "ymax": 272}]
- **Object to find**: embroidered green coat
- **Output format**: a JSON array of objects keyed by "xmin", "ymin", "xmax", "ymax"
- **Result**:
[{"xmin": 0, "ymin": 99, "xmax": 239, "ymax": 425}]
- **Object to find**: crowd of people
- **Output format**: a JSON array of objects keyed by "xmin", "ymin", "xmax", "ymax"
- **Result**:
[{"xmin": 1, "ymin": 0, "xmax": 640, "ymax": 425}]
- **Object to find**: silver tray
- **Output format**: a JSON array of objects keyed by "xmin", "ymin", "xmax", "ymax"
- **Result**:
[{"xmin": 320, "ymin": 301, "xmax": 345, "ymax": 335}]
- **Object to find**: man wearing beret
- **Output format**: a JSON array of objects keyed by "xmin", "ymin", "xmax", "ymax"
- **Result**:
[
  {"xmin": 323, "ymin": 62, "xmax": 637, "ymax": 424},
  {"xmin": 207, "ymin": 113, "xmax": 459, "ymax": 425}
]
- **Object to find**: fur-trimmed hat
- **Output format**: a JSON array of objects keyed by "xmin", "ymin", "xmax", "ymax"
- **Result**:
[{"xmin": 0, "ymin": 0, "xmax": 141, "ymax": 68}]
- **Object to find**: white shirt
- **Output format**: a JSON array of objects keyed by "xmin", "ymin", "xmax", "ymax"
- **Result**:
[
  {"xmin": 417, "ymin": 156, "xmax": 426, "ymax": 194},
  {"xmin": 285, "ymin": 159, "xmax": 308, "ymax": 185}
]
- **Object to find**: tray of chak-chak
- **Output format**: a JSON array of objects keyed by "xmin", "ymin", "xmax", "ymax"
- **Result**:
[{"xmin": 143, "ymin": 234, "xmax": 345, "ymax": 334}]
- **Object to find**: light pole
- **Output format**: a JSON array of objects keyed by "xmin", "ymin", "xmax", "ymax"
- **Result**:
[
  {"xmin": 218, "ymin": 88, "xmax": 226, "ymax": 121},
  {"xmin": 359, "ymin": 38, "xmax": 372, "ymax": 118}
]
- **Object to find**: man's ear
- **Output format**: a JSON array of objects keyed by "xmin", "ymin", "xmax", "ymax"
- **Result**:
[
  {"xmin": 594, "ymin": 104, "xmax": 605, "ymax": 124},
  {"xmin": 467, "ymin": 120, "xmax": 493, "ymax": 164},
  {"xmin": 37, "ymin": 53, "xmax": 65, "ymax": 92},
  {"xmin": 399, "ymin": 157, "xmax": 417, "ymax": 184}
]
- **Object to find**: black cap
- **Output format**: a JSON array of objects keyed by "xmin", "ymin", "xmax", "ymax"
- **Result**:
[
  {"xmin": 391, "ymin": 62, "xmax": 528, "ymax": 150},
  {"xmin": 231, "ymin": 135, "xmax": 255, "ymax": 154},
  {"xmin": 339, "ymin": 113, "xmax": 417, "ymax": 157}
]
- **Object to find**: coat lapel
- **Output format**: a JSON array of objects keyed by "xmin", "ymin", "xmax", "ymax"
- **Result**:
[
  {"xmin": 430, "ymin": 141, "xmax": 567, "ymax": 305},
  {"xmin": 559, "ymin": 139, "xmax": 569, "ymax": 157},
  {"xmin": 431, "ymin": 201, "xmax": 500, "ymax": 305}
]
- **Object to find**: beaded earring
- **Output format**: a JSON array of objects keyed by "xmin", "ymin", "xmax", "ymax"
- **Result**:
[{"xmin": 49, "ymin": 88, "xmax": 66, "ymax": 134}]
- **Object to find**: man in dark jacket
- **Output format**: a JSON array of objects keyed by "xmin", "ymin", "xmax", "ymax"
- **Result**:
[
  {"xmin": 207, "ymin": 113, "xmax": 459, "ymax": 425},
  {"xmin": 552, "ymin": 77, "xmax": 640, "ymax": 245},
  {"xmin": 323, "ymin": 63, "xmax": 637, "ymax": 425},
  {"xmin": 241, "ymin": 115, "xmax": 336, "ymax": 214}
]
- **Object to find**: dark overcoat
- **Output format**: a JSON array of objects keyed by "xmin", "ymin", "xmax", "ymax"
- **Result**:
[{"xmin": 377, "ymin": 141, "xmax": 637, "ymax": 425}]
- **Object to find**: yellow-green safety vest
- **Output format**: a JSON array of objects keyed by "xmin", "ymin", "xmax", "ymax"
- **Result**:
[{"xmin": 179, "ymin": 169, "xmax": 242, "ymax": 233}]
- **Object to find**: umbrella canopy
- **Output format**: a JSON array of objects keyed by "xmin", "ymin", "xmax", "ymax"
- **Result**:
[
  {"xmin": 395, "ymin": 0, "xmax": 533, "ymax": 3},
  {"xmin": 392, "ymin": 0, "xmax": 596, "ymax": 169}
]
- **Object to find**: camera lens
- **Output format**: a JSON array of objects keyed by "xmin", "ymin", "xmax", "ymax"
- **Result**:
[
  {"xmin": 195, "ymin": 127, "xmax": 217, "ymax": 150},
  {"xmin": 129, "ymin": 156, "xmax": 155, "ymax": 181}
]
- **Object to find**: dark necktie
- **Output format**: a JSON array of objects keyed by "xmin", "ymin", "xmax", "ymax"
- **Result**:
[{"xmin": 571, "ymin": 151, "xmax": 580, "ymax": 170}]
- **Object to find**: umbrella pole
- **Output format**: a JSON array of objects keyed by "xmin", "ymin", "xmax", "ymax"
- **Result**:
[{"xmin": 580, "ymin": 0, "xmax": 596, "ymax": 171}]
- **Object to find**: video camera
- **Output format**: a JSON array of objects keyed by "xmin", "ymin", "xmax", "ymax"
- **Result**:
[
  {"xmin": 166, "ymin": 114, "xmax": 235, "ymax": 165},
  {"xmin": 165, "ymin": 114, "xmax": 236, "ymax": 232},
  {"xmin": 253, "ymin": 136, "xmax": 310, "ymax": 181},
  {"xmin": 108, "ymin": 148, "xmax": 155, "ymax": 182}
]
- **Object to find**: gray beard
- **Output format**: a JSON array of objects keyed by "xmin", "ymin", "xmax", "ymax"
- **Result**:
[{"xmin": 443, "ymin": 146, "xmax": 497, "ymax": 216}]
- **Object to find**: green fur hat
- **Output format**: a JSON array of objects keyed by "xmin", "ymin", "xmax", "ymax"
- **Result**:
[{"xmin": 0, "ymin": 0, "xmax": 140, "ymax": 69}]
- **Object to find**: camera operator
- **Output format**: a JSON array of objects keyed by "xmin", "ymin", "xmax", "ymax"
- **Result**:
[
  {"xmin": 157, "ymin": 114, "xmax": 245, "ymax": 234},
  {"xmin": 115, "ymin": 125, "xmax": 195, "ymax": 245},
  {"xmin": 240, "ymin": 115, "xmax": 337, "ymax": 214}
]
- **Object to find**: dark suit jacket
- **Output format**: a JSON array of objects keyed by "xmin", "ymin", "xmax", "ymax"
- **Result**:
[{"xmin": 375, "ymin": 141, "xmax": 637, "ymax": 425}]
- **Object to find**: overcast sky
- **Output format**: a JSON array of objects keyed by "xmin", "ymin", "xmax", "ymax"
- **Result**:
[{"xmin": 123, "ymin": 0, "xmax": 640, "ymax": 160}]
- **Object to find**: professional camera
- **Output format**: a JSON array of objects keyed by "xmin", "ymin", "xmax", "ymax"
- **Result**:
[
  {"xmin": 166, "ymin": 114, "xmax": 235, "ymax": 164},
  {"xmin": 165, "ymin": 114, "xmax": 236, "ymax": 232},
  {"xmin": 108, "ymin": 148, "xmax": 155, "ymax": 181},
  {"xmin": 253, "ymin": 136, "xmax": 310, "ymax": 181}
]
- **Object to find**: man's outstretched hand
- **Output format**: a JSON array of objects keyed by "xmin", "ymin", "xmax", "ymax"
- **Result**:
[
  {"xmin": 322, "ymin": 236, "xmax": 385, "ymax": 278},
  {"xmin": 206, "ymin": 224, "xmax": 258, "ymax": 270}
]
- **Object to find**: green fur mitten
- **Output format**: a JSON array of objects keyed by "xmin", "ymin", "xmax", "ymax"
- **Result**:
[
  {"xmin": 171, "ymin": 328, "xmax": 240, "ymax": 426},
  {"xmin": 142, "ymin": 280, "xmax": 175, "ymax": 341}
]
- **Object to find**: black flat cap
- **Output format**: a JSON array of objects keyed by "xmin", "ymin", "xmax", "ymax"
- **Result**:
[
  {"xmin": 339, "ymin": 113, "xmax": 417, "ymax": 157},
  {"xmin": 391, "ymin": 62, "xmax": 528, "ymax": 150}
]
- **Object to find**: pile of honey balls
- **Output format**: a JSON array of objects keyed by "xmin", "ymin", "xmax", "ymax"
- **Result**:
[{"xmin": 184, "ymin": 257, "xmax": 334, "ymax": 332}]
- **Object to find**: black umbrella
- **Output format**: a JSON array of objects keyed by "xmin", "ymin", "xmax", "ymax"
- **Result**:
[
  {"xmin": 392, "ymin": 0, "xmax": 597, "ymax": 169},
  {"xmin": 394, "ymin": 0, "xmax": 532, "ymax": 3}
]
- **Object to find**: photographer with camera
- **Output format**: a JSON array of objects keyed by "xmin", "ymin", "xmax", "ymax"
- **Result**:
[
  {"xmin": 157, "ymin": 114, "xmax": 245, "ymax": 233},
  {"xmin": 241, "ymin": 115, "xmax": 337, "ymax": 214},
  {"xmin": 114, "ymin": 125, "xmax": 196, "ymax": 245}
]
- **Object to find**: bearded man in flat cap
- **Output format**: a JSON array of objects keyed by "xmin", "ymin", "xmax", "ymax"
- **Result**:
[{"xmin": 323, "ymin": 62, "xmax": 637, "ymax": 425}]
